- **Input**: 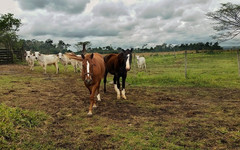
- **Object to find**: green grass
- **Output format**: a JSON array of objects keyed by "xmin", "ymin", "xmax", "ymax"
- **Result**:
[
  {"xmin": 0, "ymin": 51, "xmax": 239, "ymax": 149},
  {"xmin": 0, "ymin": 103, "xmax": 48, "ymax": 149},
  {"xmin": 127, "ymin": 51, "xmax": 240, "ymax": 88}
]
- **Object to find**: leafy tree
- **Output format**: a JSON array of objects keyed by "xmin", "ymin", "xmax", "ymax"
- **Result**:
[
  {"xmin": 57, "ymin": 40, "xmax": 65, "ymax": 52},
  {"xmin": 75, "ymin": 41, "xmax": 91, "ymax": 54},
  {"xmin": 0, "ymin": 13, "xmax": 21, "ymax": 62},
  {"xmin": 207, "ymin": 2, "xmax": 240, "ymax": 42},
  {"xmin": 0, "ymin": 13, "xmax": 21, "ymax": 33}
]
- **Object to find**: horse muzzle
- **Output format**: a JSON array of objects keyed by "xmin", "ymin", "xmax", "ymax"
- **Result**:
[
  {"xmin": 85, "ymin": 79, "xmax": 92, "ymax": 85},
  {"xmin": 126, "ymin": 67, "xmax": 131, "ymax": 71}
]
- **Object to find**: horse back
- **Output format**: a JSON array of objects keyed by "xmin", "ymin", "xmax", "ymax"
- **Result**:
[
  {"xmin": 104, "ymin": 54, "xmax": 119, "ymax": 74},
  {"xmin": 92, "ymin": 53, "xmax": 105, "ymax": 79}
]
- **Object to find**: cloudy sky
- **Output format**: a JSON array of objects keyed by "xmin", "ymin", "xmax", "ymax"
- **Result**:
[{"xmin": 1, "ymin": 0, "xmax": 240, "ymax": 49}]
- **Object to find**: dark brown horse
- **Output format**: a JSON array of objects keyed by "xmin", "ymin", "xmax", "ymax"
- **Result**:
[
  {"xmin": 67, "ymin": 53, "xmax": 105, "ymax": 115},
  {"xmin": 104, "ymin": 49, "xmax": 133, "ymax": 99}
]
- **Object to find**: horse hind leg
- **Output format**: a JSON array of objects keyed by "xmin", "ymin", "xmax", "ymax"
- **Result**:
[
  {"xmin": 104, "ymin": 71, "xmax": 108, "ymax": 93},
  {"xmin": 96, "ymin": 82, "xmax": 101, "ymax": 101}
]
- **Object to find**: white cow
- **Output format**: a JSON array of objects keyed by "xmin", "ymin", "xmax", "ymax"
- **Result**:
[
  {"xmin": 136, "ymin": 55, "xmax": 146, "ymax": 69},
  {"xmin": 34, "ymin": 52, "xmax": 59, "ymax": 74},
  {"xmin": 76, "ymin": 55, "xmax": 83, "ymax": 72},
  {"xmin": 58, "ymin": 53, "xmax": 82, "ymax": 73},
  {"xmin": 25, "ymin": 50, "xmax": 36, "ymax": 70}
]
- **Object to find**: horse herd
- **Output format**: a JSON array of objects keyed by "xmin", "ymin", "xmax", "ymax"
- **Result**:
[{"xmin": 25, "ymin": 49, "xmax": 147, "ymax": 115}]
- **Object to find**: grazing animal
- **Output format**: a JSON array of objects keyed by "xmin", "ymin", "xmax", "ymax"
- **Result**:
[
  {"xmin": 34, "ymin": 52, "xmax": 59, "ymax": 74},
  {"xmin": 25, "ymin": 50, "xmax": 36, "ymax": 70},
  {"xmin": 104, "ymin": 49, "xmax": 133, "ymax": 99},
  {"xmin": 67, "ymin": 53, "xmax": 105, "ymax": 115},
  {"xmin": 58, "ymin": 52, "xmax": 82, "ymax": 73},
  {"xmin": 76, "ymin": 55, "xmax": 83, "ymax": 72},
  {"xmin": 136, "ymin": 55, "xmax": 146, "ymax": 69}
]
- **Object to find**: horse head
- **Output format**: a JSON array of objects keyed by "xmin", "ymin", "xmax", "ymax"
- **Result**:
[
  {"xmin": 81, "ymin": 53, "xmax": 95, "ymax": 85},
  {"xmin": 121, "ymin": 49, "xmax": 133, "ymax": 71}
]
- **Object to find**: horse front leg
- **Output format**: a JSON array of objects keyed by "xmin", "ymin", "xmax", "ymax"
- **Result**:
[
  {"xmin": 121, "ymin": 74, "xmax": 127, "ymax": 100},
  {"xmin": 88, "ymin": 85, "xmax": 97, "ymax": 115},
  {"xmin": 115, "ymin": 75, "xmax": 121, "ymax": 99}
]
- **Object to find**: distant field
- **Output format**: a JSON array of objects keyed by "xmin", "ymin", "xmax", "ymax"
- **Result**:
[
  {"xmin": 128, "ymin": 50, "xmax": 240, "ymax": 88},
  {"xmin": 0, "ymin": 51, "xmax": 239, "ymax": 149}
]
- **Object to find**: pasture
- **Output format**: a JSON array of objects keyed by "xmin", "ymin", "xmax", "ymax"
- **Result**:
[{"xmin": 0, "ymin": 51, "xmax": 240, "ymax": 149}]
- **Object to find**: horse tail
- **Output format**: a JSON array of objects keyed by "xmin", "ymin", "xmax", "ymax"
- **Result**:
[{"xmin": 65, "ymin": 53, "xmax": 83, "ymax": 61}]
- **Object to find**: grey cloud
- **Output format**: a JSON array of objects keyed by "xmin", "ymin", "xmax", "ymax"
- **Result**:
[
  {"xmin": 16, "ymin": 0, "xmax": 240, "ymax": 48},
  {"xmin": 136, "ymin": 0, "xmax": 213, "ymax": 20},
  {"xmin": 136, "ymin": 0, "xmax": 183, "ymax": 19},
  {"xmin": 27, "ymin": 14, "xmax": 121, "ymax": 38},
  {"xmin": 15, "ymin": 0, "xmax": 48, "ymax": 10},
  {"xmin": 181, "ymin": 9, "xmax": 204, "ymax": 22},
  {"xmin": 92, "ymin": 2, "xmax": 128, "ymax": 17},
  {"xmin": 15, "ymin": 0, "xmax": 90, "ymax": 14}
]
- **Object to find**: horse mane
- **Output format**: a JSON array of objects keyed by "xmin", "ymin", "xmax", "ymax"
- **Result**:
[
  {"xmin": 65, "ymin": 53, "xmax": 82, "ymax": 61},
  {"xmin": 117, "ymin": 52, "xmax": 124, "ymax": 63}
]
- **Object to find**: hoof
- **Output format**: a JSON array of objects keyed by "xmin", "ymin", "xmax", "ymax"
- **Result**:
[
  {"xmin": 93, "ymin": 104, "xmax": 97, "ymax": 108},
  {"xmin": 87, "ymin": 112, "xmax": 93, "ymax": 115},
  {"xmin": 117, "ymin": 94, "xmax": 120, "ymax": 99},
  {"xmin": 122, "ymin": 95, "xmax": 127, "ymax": 100},
  {"xmin": 97, "ymin": 99, "xmax": 101, "ymax": 101}
]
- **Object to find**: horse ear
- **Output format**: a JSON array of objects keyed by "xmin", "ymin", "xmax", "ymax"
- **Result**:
[
  {"xmin": 81, "ymin": 54, "xmax": 85, "ymax": 59},
  {"xmin": 130, "ymin": 48, "xmax": 133, "ymax": 52},
  {"xmin": 90, "ymin": 53, "xmax": 94, "ymax": 59},
  {"xmin": 122, "ymin": 49, "xmax": 126, "ymax": 53}
]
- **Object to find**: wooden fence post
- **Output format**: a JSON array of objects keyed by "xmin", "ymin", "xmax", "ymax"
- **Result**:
[
  {"xmin": 237, "ymin": 49, "xmax": 240, "ymax": 76},
  {"xmin": 185, "ymin": 50, "xmax": 187, "ymax": 79}
]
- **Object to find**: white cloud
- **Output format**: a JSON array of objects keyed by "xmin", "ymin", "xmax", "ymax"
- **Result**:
[{"xmin": 0, "ymin": 0, "xmax": 240, "ymax": 49}]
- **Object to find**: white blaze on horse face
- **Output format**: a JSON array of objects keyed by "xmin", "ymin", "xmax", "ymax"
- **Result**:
[
  {"xmin": 87, "ymin": 61, "xmax": 90, "ymax": 77},
  {"xmin": 126, "ymin": 54, "xmax": 130, "ymax": 70}
]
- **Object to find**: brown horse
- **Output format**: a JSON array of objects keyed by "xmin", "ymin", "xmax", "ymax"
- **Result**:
[
  {"xmin": 104, "ymin": 49, "xmax": 133, "ymax": 99},
  {"xmin": 68, "ymin": 53, "xmax": 105, "ymax": 115}
]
